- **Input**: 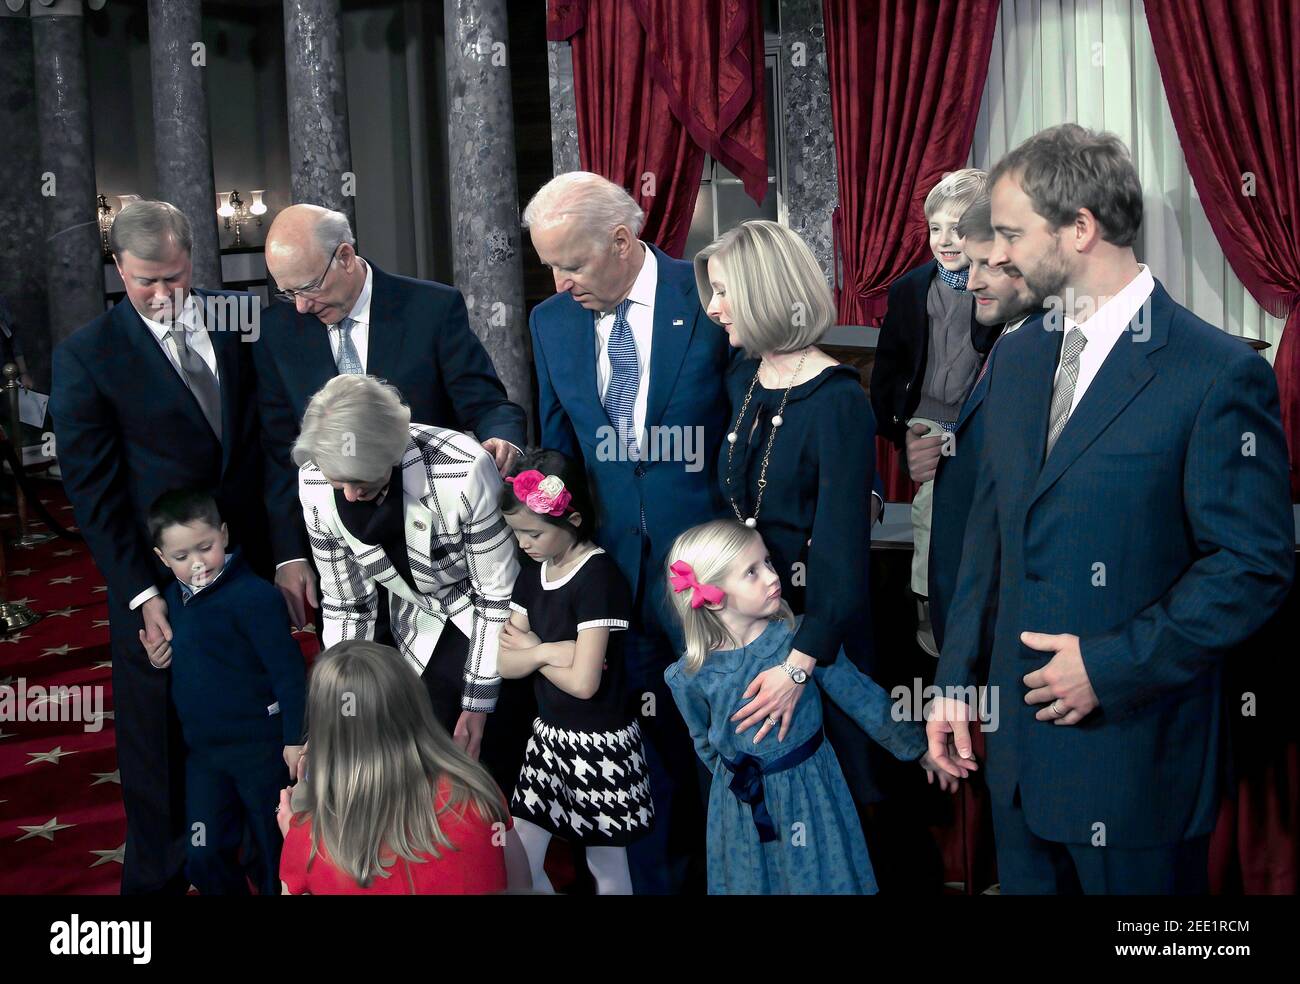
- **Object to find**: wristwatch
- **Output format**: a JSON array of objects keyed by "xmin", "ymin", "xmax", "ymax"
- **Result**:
[{"xmin": 781, "ymin": 660, "xmax": 809, "ymax": 685}]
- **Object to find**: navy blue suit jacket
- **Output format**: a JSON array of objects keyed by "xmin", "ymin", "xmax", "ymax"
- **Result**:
[
  {"xmin": 529, "ymin": 245, "xmax": 731, "ymax": 626},
  {"xmin": 253, "ymin": 262, "xmax": 526, "ymax": 564},
  {"xmin": 935, "ymin": 282, "xmax": 1294, "ymax": 847},
  {"xmin": 51, "ymin": 290, "xmax": 272, "ymax": 615},
  {"xmin": 928, "ymin": 332, "xmax": 1003, "ymax": 656}
]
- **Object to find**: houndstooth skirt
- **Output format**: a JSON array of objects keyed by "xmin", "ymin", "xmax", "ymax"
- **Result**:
[{"xmin": 510, "ymin": 717, "xmax": 654, "ymax": 846}]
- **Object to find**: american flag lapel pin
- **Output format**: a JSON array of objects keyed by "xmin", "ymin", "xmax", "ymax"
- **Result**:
[{"xmin": 673, "ymin": 318, "xmax": 684, "ymax": 326}]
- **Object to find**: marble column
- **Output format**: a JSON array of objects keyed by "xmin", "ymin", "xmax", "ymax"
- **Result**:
[
  {"xmin": 779, "ymin": 0, "xmax": 839, "ymax": 282},
  {"xmin": 283, "ymin": 0, "xmax": 355, "ymax": 229},
  {"xmin": 547, "ymin": 36, "xmax": 580, "ymax": 175},
  {"xmin": 444, "ymin": 0, "xmax": 532, "ymax": 433},
  {"xmin": 31, "ymin": 0, "xmax": 105, "ymax": 350},
  {"xmin": 147, "ymin": 0, "xmax": 222, "ymax": 289},
  {"xmin": 0, "ymin": 7, "xmax": 51, "ymax": 389}
]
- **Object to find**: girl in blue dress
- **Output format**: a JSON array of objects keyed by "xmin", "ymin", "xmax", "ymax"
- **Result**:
[{"xmin": 664, "ymin": 518, "xmax": 961, "ymax": 894}]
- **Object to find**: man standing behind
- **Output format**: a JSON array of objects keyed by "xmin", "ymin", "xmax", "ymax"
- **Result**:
[
  {"xmin": 523, "ymin": 172, "xmax": 732, "ymax": 893},
  {"xmin": 917, "ymin": 194, "xmax": 1037, "ymax": 652},
  {"xmin": 926, "ymin": 126, "xmax": 1294, "ymax": 894},
  {"xmin": 51, "ymin": 201, "xmax": 271, "ymax": 894},
  {"xmin": 254, "ymin": 205, "xmax": 527, "ymax": 628}
]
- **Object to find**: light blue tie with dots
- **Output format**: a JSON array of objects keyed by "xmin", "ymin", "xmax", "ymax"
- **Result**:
[
  {"xmin": 335, "ymin": 316, "xmax": 363, "ymax": 375},
  {"xmin": 602, "ymin": 299, "xmax": 639, "ymax": 459}
]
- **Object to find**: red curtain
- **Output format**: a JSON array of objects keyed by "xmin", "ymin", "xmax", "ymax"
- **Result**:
[
  {"xmin": 823, "ymin": 0, "xmax": 1000, "ymax": 499},
  {"xmin": 1145, "ymin": 0, "xmax": 1300, "ymax": 501},
  {"xmin": 547, "ymin": 0, "xmax": 768, "ymax": 258}
]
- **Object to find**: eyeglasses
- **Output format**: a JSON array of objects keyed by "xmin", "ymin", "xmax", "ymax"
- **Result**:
[{"xmin": 273, "ymin": 241, "xmax": 343, "ymax": 302}]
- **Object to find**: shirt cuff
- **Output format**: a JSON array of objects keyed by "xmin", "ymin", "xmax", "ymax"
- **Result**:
[
  {"xmin": 276, "ymin": 558, "xmax": 308, "ymax": 570},
  {"xmin": 129, "ymin": 585, "xmax": 160, "ymax": 611},
  {"xmin": 871, "ymin": 490, "xmax": 885, "ymax": 525}
]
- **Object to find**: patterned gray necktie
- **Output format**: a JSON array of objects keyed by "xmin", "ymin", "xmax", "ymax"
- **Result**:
[
  {"xmin": 335, "ymin": 316, "xmax": 363, "ymax": 375},
  {"xmin": 167, "ymin": 326, "xmax": 222, "ymax": 440},
  {"xmin": 1045, "ymin": 327, "xmax": 1087, "ymax": 457}
]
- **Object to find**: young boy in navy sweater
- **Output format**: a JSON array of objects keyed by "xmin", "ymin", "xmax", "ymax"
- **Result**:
[{"xmin": 143, "ymin": 488, "xmax": 306, "ymax": 895}]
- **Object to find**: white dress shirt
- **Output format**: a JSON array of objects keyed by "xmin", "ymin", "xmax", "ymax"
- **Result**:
[
  {"xmin": 132, "ymin": 294, "xmax": 222, "ymax": 612},
  {"xmin": 594, "ymin": 244, "xmax": 657, "ymax": 453},
  {"xmin": 141, "ymin": 293, "xmax": 220, "ymax": 381},
  {"xmin": 1054, "ymin": 264, "xmax": 1155, "ymax": 421},
  {"xmin": 326, "ymin": 259, "xmax": 373, "ymax": 371}
]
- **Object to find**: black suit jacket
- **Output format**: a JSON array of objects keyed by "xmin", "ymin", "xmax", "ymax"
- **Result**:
[
  {"xmin": 253, "ymin": 261, "xmax": 527, "ymax": 565},
  {"xmin": 50, "ymin": 290, "xmax": 272, "ymax": 615},
  {"xmin": 869, "ymin": 259, "xmax": 1001, "ymax": 447}
]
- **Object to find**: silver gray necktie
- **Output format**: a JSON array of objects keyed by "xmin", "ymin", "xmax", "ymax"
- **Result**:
[{"xmin": 1045, "ymin": 326, "xmax": 1087, "ymax": 457}]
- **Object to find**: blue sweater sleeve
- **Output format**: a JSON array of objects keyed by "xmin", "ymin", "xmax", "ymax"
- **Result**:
[
  {"xmin": 665, "ymin": 662, "xmax": 720, "ymax": 772},
  {"xmin": 813, "ymin": 656, "xmax": 926, "ymax": 762},
  {"xmin": 241, "ymin": 583, "xmax": 308, "ymax": 746}
]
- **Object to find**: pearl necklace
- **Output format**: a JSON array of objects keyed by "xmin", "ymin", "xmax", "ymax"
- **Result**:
[{"xmin": 725, "ymin": 348, "xmax": 810, "ymax": 528}]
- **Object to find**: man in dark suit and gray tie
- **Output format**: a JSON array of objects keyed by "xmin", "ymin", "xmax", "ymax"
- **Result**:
[
  {"xmin": 925, "ymin": 125, "xmax": 1294, "ymax": 893},
  {"xmin": 254, "ymin": 204, "xmax": 527, "ymax": 630},
  {"xmin": 51, "ymin": 201, "xmax": 274, "ymax": 893}
]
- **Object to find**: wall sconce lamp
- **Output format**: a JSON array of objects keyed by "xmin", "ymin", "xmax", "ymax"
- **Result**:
[
  {"xmin": 217, "ymin": 189, "xmax": 252, "ymax": 247},
  {"xmin": 97, "ymin": 192, "xmax": 141, "ymax": 257}
]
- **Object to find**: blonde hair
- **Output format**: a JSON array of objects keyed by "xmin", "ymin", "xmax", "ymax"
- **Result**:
[
  {"xmin": 665, "ymin": 518, "xmax": 794, "ymax": 674},
  {"xmin": 694, "ymin": 220, "xmax": 834, "ymax": 358},
  {"xmin": 924, "ymin": 168, "xmax": 989, "ymax": 220},
  {"xmin": 292, "ymin": 374, "xmax": 412, "ymax": 484},
  {"xmin": 291, "ymin": 640, "xmax": 507, "ymax": 889}
]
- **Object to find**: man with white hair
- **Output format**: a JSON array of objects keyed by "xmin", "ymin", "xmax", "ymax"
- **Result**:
[
  {"xmin": 524, "ymin": 171, "xmax": 732, "ymax": 893},
  {"xmin": 255, "ymin": 204, "xmax": 526, "ymax": 632}
]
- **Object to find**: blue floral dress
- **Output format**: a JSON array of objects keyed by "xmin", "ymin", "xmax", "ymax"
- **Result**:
[{"xmin": 665, "ymin": 617, "xmax": 927, "ymax": 894}]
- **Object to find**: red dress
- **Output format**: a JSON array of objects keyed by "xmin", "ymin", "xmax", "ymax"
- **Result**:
[{"xmin": 280, "ymin": 777, "xmax": 511, "ymax": 895}]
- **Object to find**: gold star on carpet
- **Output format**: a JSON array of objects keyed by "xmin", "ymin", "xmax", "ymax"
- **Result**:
[
  {"xmin": 89, "ymin": 710, "xmax": 115, "ymax": 724},
  {"xmin": 92, "ymin": 586, "xmax": 107, "ymax": 594},
  {"xmin": 89, "ymin": 844, "xmax": 126, "ymax": 867},
  {"xmin": 53, "ymin": 549, "xmax": 78, "ymax": 558},
  {"xmin": 46, "ymin": 607, "xmax": 77, "ymax": 618},
  {"xmin": 48, "ymin": 576, "xmax": 81, "ymax": 586},
  {"xmin": 9, "ymin": 567, "xmax": 32, "ymax": 576},
  {"xmin": 91, "ymin": 661, "xmax": 112, "ymax": 671},
  {"xmin": 91, "ymin": 619, "xmax": 110, "ymax": 629},
  {"xmin": 26, "ymin": 746, "xmax": 79, "ymax": 766},
  {"xmin": 40, "ymin": 644, "xmax": 78, "ymax": 657},
  {"xmin": 8, "ymin": 597, "xmax": 34, "ymax": 606},
  {"xmin": 90, "ymin": 770, "xmax": 120, "ymax": 786},
  {"xmin": 0, "ymin": 728, "xmax": 14, "ymax": 740},
  {"xmin": 2, "ymin": 633, "xmax": 27, "ymax": 644},
  {"xmin": 16, "ymin": 817, "xmax": 75, "ymax": 842}
]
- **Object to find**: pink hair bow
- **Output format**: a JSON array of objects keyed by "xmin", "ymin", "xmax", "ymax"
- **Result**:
[
  {"xmin": 669, "ymin": 560, "xmax": 724, "ymax": 609},
  {"xmin": 506, "ymin": 469, "xmax": 573, "ymax": 517}
]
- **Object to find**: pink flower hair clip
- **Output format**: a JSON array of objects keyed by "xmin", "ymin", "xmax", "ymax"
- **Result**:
[
  {"xmin": 669, "ymin": 560, "xmax": 725, "ymax": 609},
  {"xmin": 506, "ymin": 469, "xmax": 573, "ymax": 517}
]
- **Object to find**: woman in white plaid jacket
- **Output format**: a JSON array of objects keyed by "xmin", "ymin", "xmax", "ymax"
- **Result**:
[{"xmin": 292, "ymin": 374, "xmax": 519, "ymax": 769}]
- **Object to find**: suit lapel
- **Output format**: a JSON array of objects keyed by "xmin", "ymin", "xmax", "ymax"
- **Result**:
[
  {"xmin": 116, "ymin": 299, "xmax": 214, "ymax": 439},
  {"xmin": 1027, "ymin": 287, "xmax": 1169, "ymax": 509},
  {"xmin": 645, "ymin": 248, "xmax": 696, "ymax": 432},
  {"xmin": 194, "ymin": 289, "xmax": 241, "ymax": 477},
  {"xmin": 362, "ymin": 264, "xmax": 404, "ymax": 381}
]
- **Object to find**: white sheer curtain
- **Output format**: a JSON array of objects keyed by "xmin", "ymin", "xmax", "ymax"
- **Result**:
[{"xmin": 969, "ymin": 0, "xmax": 1286, "ymax": 363}]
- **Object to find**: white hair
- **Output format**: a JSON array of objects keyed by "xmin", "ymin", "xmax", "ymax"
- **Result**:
[
  {"xmin": 313, "ymin": 208, "xmax": 356, "ymax": 258},
  {"xmin": 292, "ymin": 375, "xmax": 412, "ymax": 484},
  {"xmin": 522, "ymin": 171, "xmax": 644, "ymax": 244}
]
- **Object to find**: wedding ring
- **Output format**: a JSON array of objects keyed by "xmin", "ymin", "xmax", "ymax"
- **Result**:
[
  {"xmin": 1050, "ymin": 699, "xmax": 1065, "ymax": 717},
  {"xmin": 767, "ymin": 716, "xmax": 780, "ymax": 727}
]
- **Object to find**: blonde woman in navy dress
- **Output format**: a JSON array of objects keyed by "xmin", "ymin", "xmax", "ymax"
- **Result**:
[{"xmin": 497, "ymin": 450, "xmax": 653, "ymax": 894}]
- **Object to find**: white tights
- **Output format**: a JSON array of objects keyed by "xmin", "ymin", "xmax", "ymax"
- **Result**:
[{"xmin": 512, "ymin": 815, "xmax": 633, "ymax": 895}]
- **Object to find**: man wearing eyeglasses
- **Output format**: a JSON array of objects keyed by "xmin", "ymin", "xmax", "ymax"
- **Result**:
[{"xmin": 254, "ymin": 204, "xmax": 527, "ymax": 632}]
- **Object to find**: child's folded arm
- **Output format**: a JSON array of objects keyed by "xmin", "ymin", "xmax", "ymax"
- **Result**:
[
  {"xmin": 538, "ymin": 627, "xmax": 608, "ymax": 700},
  {"xmin": 813, "ymin": 657, "xmax": 927, "ymax": 762}
]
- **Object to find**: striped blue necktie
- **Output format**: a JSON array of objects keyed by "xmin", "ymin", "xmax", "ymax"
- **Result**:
[{"xmin": 602, "ymin": 299, "xmax": 639, "ymax": 459}]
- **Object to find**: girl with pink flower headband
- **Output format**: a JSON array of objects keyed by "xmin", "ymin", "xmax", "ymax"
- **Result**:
[{"xmin": 495, "ymin": 450, "xmax": 654, "ymax": 894}]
